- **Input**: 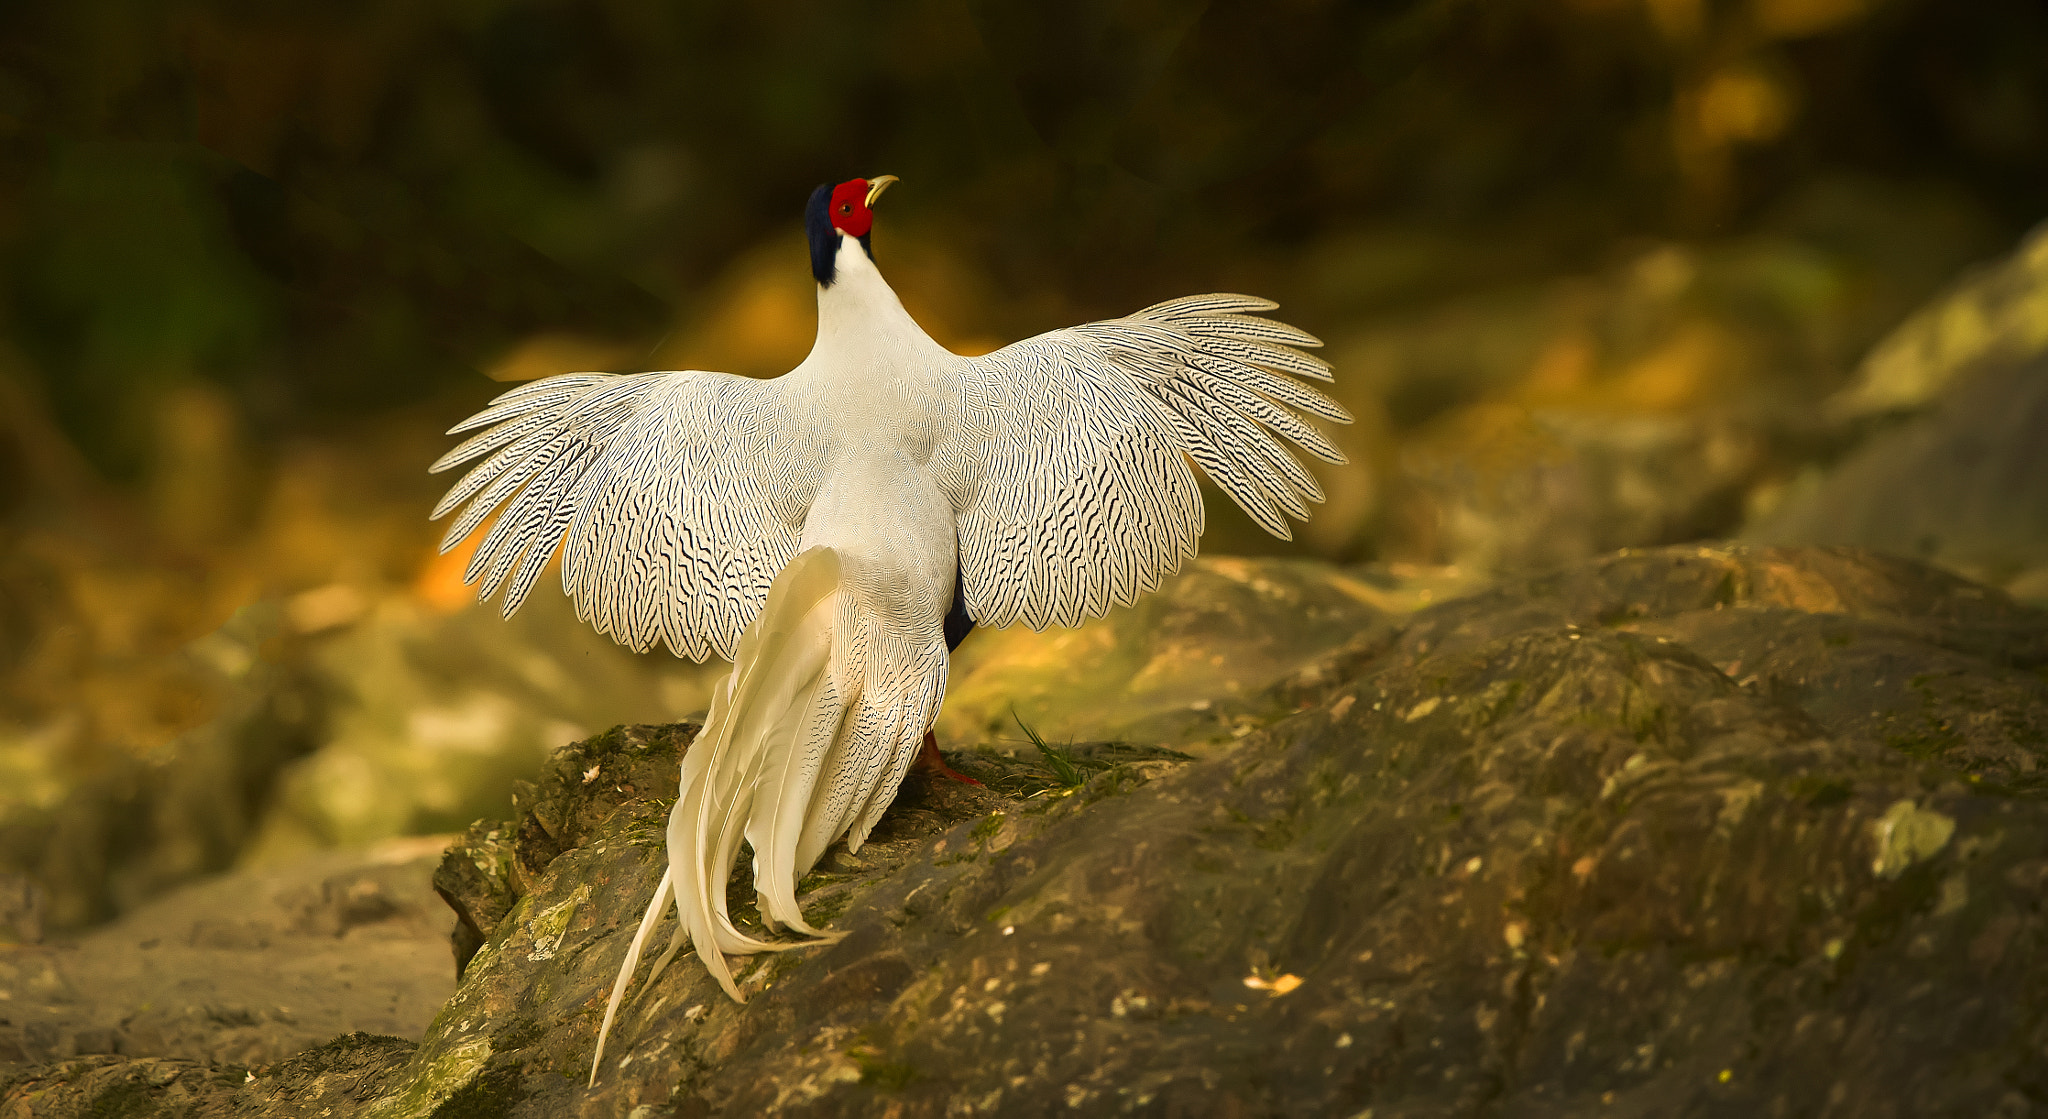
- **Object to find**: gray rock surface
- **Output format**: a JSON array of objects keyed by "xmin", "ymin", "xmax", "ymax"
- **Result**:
[
  {"xmin": 0, "ymin": 838, "xmax": 453, "ymax": 1072},
  {"xmin": 1746, "ymin": 351, "xmax": 2048, "ymax": 602},
  {"xmin": 1827, "ymin": 220, "xmax": 2048, "ymax": 421},
  {"xmin": 0, "ymin": 1032, "xmax": 420, "ymax": 1118},
  {"xmin": 10, "ymin": 545, "xmax": 2048, "ymax": 1117},
  {"xmin": 1747, "ymin": 222, "xmax": 2048, "ymax": 603}
]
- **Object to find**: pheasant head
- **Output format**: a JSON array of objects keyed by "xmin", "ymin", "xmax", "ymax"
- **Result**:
[{"xmin": 806, "ymin": 175, "xmax": 898, "ymax": 286}]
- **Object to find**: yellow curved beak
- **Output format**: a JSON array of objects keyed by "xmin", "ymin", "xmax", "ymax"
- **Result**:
[{"xmin": 865, "ymin": 175, "xmax": 900, "ymax": 208}]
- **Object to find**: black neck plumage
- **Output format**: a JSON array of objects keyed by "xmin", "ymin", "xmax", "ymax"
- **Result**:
[{"xmin": 805, "ymin": 183, "xmax": 871, "ymax": 287}]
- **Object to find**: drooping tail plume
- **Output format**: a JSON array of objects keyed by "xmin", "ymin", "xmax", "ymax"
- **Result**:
[{"xmin": 588, "ymin": 547, "xmax": 945, "ymax": 1086}]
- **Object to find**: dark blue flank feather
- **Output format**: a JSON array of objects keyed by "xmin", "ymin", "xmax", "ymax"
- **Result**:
[{"xmin": 943, "ymin": 570, "xmax": 974, "ymax": 651}]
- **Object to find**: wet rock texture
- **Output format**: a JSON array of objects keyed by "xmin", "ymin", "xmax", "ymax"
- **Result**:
[
  {"xmin": 0, "ymin": 1032, "xmax": 417, "ymax": 1118},
  {"xmin": 0, "ymin": 837, "xmax": 453, "ymax": 1074},
  {"xmin": 10, "ymin": 544, "xmax": 2048, "ymax": 1117}
]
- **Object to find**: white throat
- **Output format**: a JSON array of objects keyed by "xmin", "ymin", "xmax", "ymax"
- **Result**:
[{"xmin": 808, "ymin": 234, "xmax": 947, "ymax": 366}]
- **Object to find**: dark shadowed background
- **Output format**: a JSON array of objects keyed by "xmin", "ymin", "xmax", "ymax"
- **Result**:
[{"xmin": 1, "ymin": 0, "xmax": 2045, "ymax": 931}]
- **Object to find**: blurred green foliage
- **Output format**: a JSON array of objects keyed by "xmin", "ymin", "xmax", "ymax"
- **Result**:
[{"xmin": 0, "ymin": 0, "xmax": 2043, "ymax": 485}]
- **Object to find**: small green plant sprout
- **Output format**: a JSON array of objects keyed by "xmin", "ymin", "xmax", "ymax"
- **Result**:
[{"xmin": 1012, "ymin": 707, "xmax": 1085, "ymax": 789}]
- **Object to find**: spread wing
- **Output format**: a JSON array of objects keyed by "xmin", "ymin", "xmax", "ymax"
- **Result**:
[
  {"xmin": 930, "ymin": 294, "xmax": 1350, "ymax": 631},
  {"xmin": 428, "ymin": 370, "xmax": 828, "ymax": 661}
]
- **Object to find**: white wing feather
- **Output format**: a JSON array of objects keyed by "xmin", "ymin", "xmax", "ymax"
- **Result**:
[
  {"xmin": 429, "ymin": 370, "xmax": 829, "ymax": 661},
  {"xmin": 931, "ymin": 294, "xmax": 1350, "ymax": 631}
]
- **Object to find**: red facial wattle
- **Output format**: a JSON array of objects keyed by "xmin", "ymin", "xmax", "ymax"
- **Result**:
[{"xmin": 829, "ymin": 179, "xmax": 874, "ymax": 237}]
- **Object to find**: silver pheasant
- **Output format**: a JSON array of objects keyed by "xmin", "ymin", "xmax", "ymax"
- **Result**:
[{"xmin": 426, "ymin": 176, "xmax": 1351, "ymax": 1082}]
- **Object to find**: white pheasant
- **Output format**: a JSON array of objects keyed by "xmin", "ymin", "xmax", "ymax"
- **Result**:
[{"xmin": 427, "ymin": 176, "xmax": 1351, "ymax": 1081}]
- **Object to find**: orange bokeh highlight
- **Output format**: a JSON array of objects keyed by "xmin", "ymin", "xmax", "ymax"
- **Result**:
[{"xmin": 413, "ymin": 531, "xmax": 484, "ymax": 614}]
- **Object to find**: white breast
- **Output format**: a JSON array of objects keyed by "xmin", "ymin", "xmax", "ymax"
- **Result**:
[{"xmin": 799, "ymin": 448, "xmax": 956, "ymax": 642}]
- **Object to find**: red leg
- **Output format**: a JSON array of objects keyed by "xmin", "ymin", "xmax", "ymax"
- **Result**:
[{"xmin": 913, "ymin": 729, "xmax": 982, "ymax": 786}]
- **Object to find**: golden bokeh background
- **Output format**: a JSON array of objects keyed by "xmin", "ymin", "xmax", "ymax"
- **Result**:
[{"xmin": 2, "ymin": 0, "xmax": 2045, "ymax": 929}]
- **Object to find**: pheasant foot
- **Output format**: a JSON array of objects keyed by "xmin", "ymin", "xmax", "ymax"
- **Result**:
[{"xmin": 913, "ymin": 730, "xmax": 982, "ymax": 785}]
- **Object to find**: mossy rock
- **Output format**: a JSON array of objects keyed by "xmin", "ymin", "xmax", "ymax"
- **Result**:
[
  {"xmin": 11, "ymin": 545, "xmax": 2048, "ymax": 1117},
  {"xmin": 370, "ymin": 544, "xmax": 2048, "ymax": 1117}
]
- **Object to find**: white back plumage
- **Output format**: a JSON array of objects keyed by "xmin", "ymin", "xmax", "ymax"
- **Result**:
[{"xmin": 429, "ymin": 224, "xmax": 1349, "ymax": 1086}]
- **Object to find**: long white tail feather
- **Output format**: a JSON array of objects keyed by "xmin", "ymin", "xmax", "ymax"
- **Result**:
[
  {"xmin": 828, "ymin": 686, "xmax": 909, "ymax": 854},
  {"xmin": 699, "ymin": 550, "xmax": 845, "ymax": 952},
  {"xmin": 847, "ymin": 655, "xmax": 945, "ymax": 850},
  {"xmin": 632, "ymin": 921, "xmax": 689, "ymax": 1009},
  {"xmin": 791, "ymin": 627, "xmax": 944, "ymax": 870},
  {"xmin": 588, "ymin": 867, "xmax": 674, "ymax": 1088},
  {"xmin": 587, "ymin": 546, "xmax": 953, "ymax": 1086},
  {"xmin": 748, "ymin": 656, "xmax": 846, "ymax": 937},
  {"xmin": 792, "ymin": 694, "xmax": 884, "ymax": 872},
  {"xmin": 679, "ymin": 552, "xmax": 833, "ymax": 975}
]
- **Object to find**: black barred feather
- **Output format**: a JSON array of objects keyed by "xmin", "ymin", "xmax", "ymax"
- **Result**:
[
  {"xmin": 430, "ymin": 370, "xmax": 827, "ymax": 661},
  {"xmin": 441, "ymin": 375, "xmax": 605, "ymax": 437},
  {"xmin": 1134, "ymin": 292, "xmax": 1276, "ymax": 318}
]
